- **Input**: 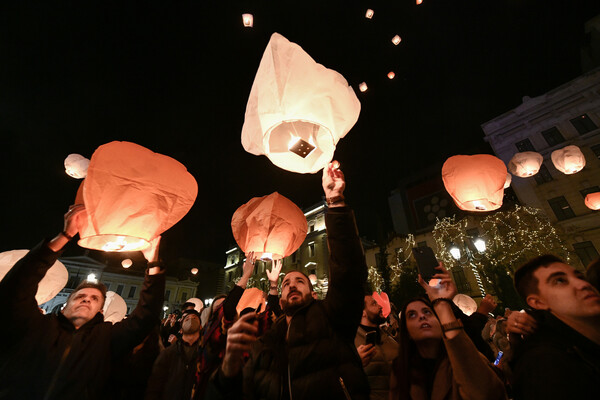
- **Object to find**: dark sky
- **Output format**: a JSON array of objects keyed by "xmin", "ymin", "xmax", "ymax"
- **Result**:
[{"xmin": 1, "ymin": 0, "xmax": 599, "ymax": 264}]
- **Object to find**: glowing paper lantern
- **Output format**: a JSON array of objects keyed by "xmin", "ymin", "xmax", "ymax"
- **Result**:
[
  {"xmin": 359, "ymin": 82, "xmax": 368, "ymax": 92},
  {"xmin": 231, "ymin": 192, "xmax": 308, "ymax": 260},
  {"xmin": 387, "ymin": 71, "xmax": 395, "ymax": 80},
  {"xmin": 191, "ymin": 267, "xmax": 199, "ymax": 275},
  {"xmin": 508, "ymin": 152, "xmax": 543, "ymax": 177},
  {"xmin": 0, "ymin": 250, "xmax": 68, "ymax": 305},
  {"xmin": 551, "ymin": 145, "xmax": 586, "ymax": 175},
  {"xmin": 585, "ymin": 192, "xmax": 600, "ymax": 210},
  {"xmin": 308, "ymin": 274, "xmax": 318, "ymax": 285},
  {"xmin": 391, "ymin": 35, "xmax": 401, "ymax": 45},
  {"xmin": 372, "ymin": 291, "xmax": 391, "ymax": 318},
  {"xmin": 64, "ymin": 153, "xmax": 90, "ymax": 179},
  {"xmin": 187, "ymin": 297, "xmax": 204, "ymax": 312},
  {"xmin": 504, "ymin": 173, "xmax": 512, "ymax": 189},
  {"xmin": 365, "ymin": 9, "xmax": 374, "ymax": 19},
  {"xmin": 75, "ymin": 141, "xmax": 198, "ymax": 252},
  {"xmin": 416, "ymin": 0, "xmax": 423, "ymax": 4},
  {"xmin": 121, "ymin": 259, "xmax": 132, "ymax": 269},
  {"xmin": 242, "ymin": 13, "xmax": 253, "ymax": 27},
  {"xmin": 236, "ymin": 287, "xmax": 266, "ymax": 315},
  {"xmin": 241, "ymin": 33, "xmax": 361, "ymax": 174},
  {"xmin": 442, "ymin": 154, "xmax": 507, "ymax": 211},
  {"xmin": 453, "ymin": 294, "xmax": 477, "ymax": 316},
  {"xmin": 103, "ymin": 291, "xmax": 127, "ymax": 324}
]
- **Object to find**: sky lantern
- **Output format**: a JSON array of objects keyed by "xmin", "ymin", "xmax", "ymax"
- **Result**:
[
  {"xmin": 551, "ymin": 145, "xmax": 586, "ymax": 174},
  {"xmin": 585, "ymin": 193, "xmax": 600, "ymax": 210},
  {"xmin": 442, "ymin": 154, "xmax": 507, "ymax": 212},
  {"xmin": 231, "ymin": 192, "xmax": 307, "ymax": 260},
  {"xmin": 416, "ymin": 0, "xmax": 423, "ymax": 4},
  {"xmin": 242, "ymin": 13, "xmax": 253, "ymax": 27},
  {"xmin": 359, "ymin": 82, "xmax": 368, "ymax": 92},
  {"xmin": 187, "ymin": 297, "xmax": 204, "ymax": 312},
  {"xmin": 453, "ymin": 294, "xmax": 477, "ymax": 316},
  {"xmin": 236, "ymin": 287, "xmax": 266, "ymax": 315},
  {"xmin": 121, "ymin": 259, "xmax": 132, "ymax": 269},
  {"xmin": 508, "ymin": 151, "xmax": 543, "ymax": 177},
  {"xmin": 504, "ymin": 173, "xmax": 512, "ymax": 188},
  {"xmin": 0, "ymin": 250, "xmax": 68, "ymax": 305},
  {"xmin": 75, "ymin": 141, "xmax": 198, "ymax": 252},
  {"xmin": 365, "ymin": 9, "xmax": 374, "ymax": 19},
  {"xmin": 241, "ymin": 33, "xmax": 361, "ymax": 174},
  {"xmin": 103, "ymin": 291, "xmax": 127, "ymax": 324},
  {"xmin": 387, "ymin": 71, "xmax": 395, "ymax": 80},
  {"xmin": 191, "ymin": 267, "xmax": 199, "ymax": 275},
  {"xmin": 391, "ymin": 35, "xmax": 401, "ymax": 45},
  {"xmin": 64, "ymin": 153, "xmax": 90, "ymax": 179},
  {"xmin": 372, "ymin": 291, "xmax": 391, "ymax": 318}
]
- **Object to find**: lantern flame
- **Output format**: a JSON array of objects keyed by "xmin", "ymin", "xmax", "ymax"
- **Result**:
[
  {"xmin": 101, "ymin": 236, "xmax": 148, "ymax": 252},
  {"xmin": 261, "ymin": 253, "xmax": 273, "ymax": 260}
]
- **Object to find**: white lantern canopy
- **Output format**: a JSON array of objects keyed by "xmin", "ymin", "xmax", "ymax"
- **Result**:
[
  {"xmin": 359, "ymin": 82, "xmax": 368, "ymax": 92},
  {"xmin": 504, "ymin": 173, "xmax": 512, "ymax": 188},
  {"xmin": 391, "ymin": 35, "xmax": 401, "ymax": 45},
  {"xmin": 551, "ymin": 145, "xmax": 586, "ymax": 175},
  {"xmin": 508, "ymin": 152, "xmax": 543, "ymax": 177},
  {"xmin": 242, "ymin": 13, "xmax": 253, "ymax": 27},
  {"xmin": 64, "ymin": 153, "xmax": 90, "ymax": 179},
  {"xmin": 453, "ymin": 294, "xmax": 478, "ymax": 316},
  {"xmin": 187, "ymin": 297, "xmax": 204, "ymax": 312},
  {"xmin": 121, "ymin": 259, "xmax": 132, "ymax": 269},
  {"xmin": 103, "ymin": 291, "xmax": 127, "ymax": 324},
  {"xmin": 387, "ymin": 72, "xmax": 395, "ymax": 80},
  {"xmin": 241, "ymin": 33, "xmax": 361, "ymax": 174},
  {"xmin": 365, "ymin": 9, "xmax": 374, "ymax": 19}
]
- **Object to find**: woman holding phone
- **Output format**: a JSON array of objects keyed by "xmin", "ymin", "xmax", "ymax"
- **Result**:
[{"xmin": 389, "ymin": 265, "xmax": 507, "ymax": 400}]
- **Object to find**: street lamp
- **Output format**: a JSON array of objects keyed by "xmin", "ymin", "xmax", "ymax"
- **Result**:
[
  {"xmin": 447, "ymin": 238, "xmax": 487, "ymax": 297},
  {"xmin": 473, "ymin": 238, "xmax": 486, "ymax": 253},
  {"xmin": 449, "ymin": 246, "xmax": 461, "ymax": 260}
]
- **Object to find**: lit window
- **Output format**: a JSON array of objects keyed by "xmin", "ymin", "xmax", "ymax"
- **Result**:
[{"xmin": 570, "ymin": 114, "xmax": 597, "ymax": 135}]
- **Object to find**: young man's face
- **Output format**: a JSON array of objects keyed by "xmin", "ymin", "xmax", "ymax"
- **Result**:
[
  {"xmin": 62, "ymin": 288, "xmax": 104, "ymax": 324},
  {"xmin": 363, "ymin": 295, "xmax": 386, "ymax": 325},
  {"xmin": 279, "ymin": 272, "xmax": 315, "ymax": 315},
  {"xmin": 528, "ymin": 262, "xmax": 600, "ymax": 320}
]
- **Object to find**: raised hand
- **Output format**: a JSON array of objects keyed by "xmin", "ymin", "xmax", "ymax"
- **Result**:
[
  {"xmin": 477, "ymin": 294, "xmax": 498, "ymax": 315},
  {"xmin": 322, "ymin": 160, "xmax": 346, "ymax": 202},
  {"xmin": 142, "ymin": 236, "xmax": 161, "ymax": 263},
  {"xmin": 357, "ymin": 344, "xmax": 377, "ymax": 367},
  {"xmin": 418, "ymin": 263, "xmax": 458, "ymax": 301},
  {"xmin": 64, "ymin": 204, "xmax": 86, "ymax": 239},
  {"xmin": 266, "ymin": 259, "xmax": 282, "ymax": 285},
  {"xmin": 506, "ymin": 310, "xmax": 538, "ymax": 337},
  {"xmin": 242, "ymin": 251, "xmax": 256, "ymax": 278}
]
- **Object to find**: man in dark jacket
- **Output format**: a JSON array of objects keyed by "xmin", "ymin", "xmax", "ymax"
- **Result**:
[
  {"xmin": 210, "ymin": 161, "xmax": 370, "ymax": 400},
  {"xmin": 0, "ymin": 204, "xmax": 165, "ymax": 400},
  {"xmin": 511, "ymin": 254, "xmax": 600, "ymax": 399}
]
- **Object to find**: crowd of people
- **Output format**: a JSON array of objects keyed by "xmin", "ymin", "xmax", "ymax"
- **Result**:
[{"xmin": 1, "ymin": 161, "xmax": 599, "ymax": 399}]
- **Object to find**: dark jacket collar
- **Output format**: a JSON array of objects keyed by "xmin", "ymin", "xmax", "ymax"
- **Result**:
[{"xmin": 57, "ymin": 311, "xmax": 104, "ymax": 332}]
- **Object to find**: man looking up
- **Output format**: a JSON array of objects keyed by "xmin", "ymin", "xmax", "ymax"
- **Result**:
[
  {"xmin": 511, "ymin": 255, "xmax": 600, "ymax": 399},
  {"xmin": 0, "ymin": 204, "xmax": 165, "ymax": 400},
  {"xmin": 210, "ymin": 161, "xmax": 370, "ymax": 400}
]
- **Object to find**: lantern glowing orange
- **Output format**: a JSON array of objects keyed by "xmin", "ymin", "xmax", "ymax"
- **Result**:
[
  {"xmin": 551, "ymin": 145, "xmax": 586, "ymax": 175},
  {"xmin": 359, "ymin": 82, "xmax": 368, "ymax": 92},
  {"xmin": 75, "ymin": 141, "xmax": 198, "ymax": 252},
  {"xmin": 387, "ymin": 71, "xmax": 395, "ymax": 80},
  {"xmin": 442, "ymin": 154, "xmax": 507, "ymax": 212},
  {"xmin": 365, "ymin": 9, "xmax": 374, "ymax": 19},
  {"xmin": 508, "ymin": 151, "xmax": 543, "ymax": 177},
  {"xmin": 585, "ymin": 192, "xmax": 600, "ymax": 210},
  {"xmin": 121, "ymin": 259, "xmax": 132, "ymax": 269},
  {"xmin": 372, "ymin": 291, "xmax": 391, "ymax": 318},
  {"xmin": 391, "ymin": 35, "xmax": 401, "ymax": 45},
  {"xmin": 242, "ymin": 13, "xmax": 253, "ymax": 27},
  {"xmin": 241, "ymin": 33, "xmax": 361, "ymax": 174},
  {"xmin": 236, "ymin": 287, "xmax": 266, "ymax": 315},
  {"xmin": 231, "ymin": 192, "xmax": 308, "ymax": 260}
]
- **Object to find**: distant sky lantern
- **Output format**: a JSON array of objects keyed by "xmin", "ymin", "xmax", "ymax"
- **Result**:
[
  {"xmin": 391, "ymin": 35, "xmax": 401, "ymax": 45},
  {"xmin": 121, "ymin": 259, "xmax": 132, "ymax": 269},
  {"xmin": 442, "ymin": 154, "xmax": 507, "ymax": 211},
  {"xmin": 0, "ymin": 249, "xmax": 68, "ymax": 305},
  {"xmin": 508, "ymin": 151, "xmax": 543, "ymax": 177},
  {"xmin": 416, "ymin": 0, "xmax": 423, "ymax": 4},
  {"xmin": 241, "ymin": 33, "xmax": 361, "ymax": 174},
  {"xmin": 453, "ymin": 294, "xmax": 478, "ymax": 316},
  {"xmin": 504, "ymin": 173, "xmax": 512, "ymax": 188},
  {"xmin": 187, "ymin": 297, "xmax": 204, "ymax": 312},
  {"xmin": 585, "ymin": 192, "xmax": 600, "ymax": 210},
  {"xmin": 359, "ymin": 82, "xmax": 368, "ymax": 92},
  {"xmin": 64, "ymin": 153, "xmax": 90, "ymax": 179},
  {"xmin": 365, "ymin": 9, "xmax": 374, "ymax": 19},
  {"xmin": 75, "ymin": 141, "xmax": 198, "ymax": 252},
  {"xmin": 242, "ymin": 13, "xmax": 253, "ymax": 27},
  {"xmin": 551, "ymin": 145, "xmax": 586, "ymax": 174},
  {"xmin": 387, "ymin": 72, "xmax": 395, "ymax": 80},
  {"xmin": 231, "ymin": 192, "xmax": 308, "ymax": 260},
  {"xmin": 191, "ymin": 267, "xmax": 199, "ymax": 275}
]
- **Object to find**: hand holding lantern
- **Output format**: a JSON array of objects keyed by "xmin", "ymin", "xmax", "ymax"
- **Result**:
[
  {"xmin": 322, "ymin": 161, "xmax": 346, "ymax": 207},
  {"xmin": 238, "ymin": 251, "xmax": 256, "ymax": 288}
]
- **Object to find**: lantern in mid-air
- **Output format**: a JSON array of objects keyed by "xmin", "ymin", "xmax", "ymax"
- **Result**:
[
  {"xmin": 372, "ymin": 291, "xmax": 391, "ymax": 318},
  {"xmin": 236, "ymin": 287, "xmax": 266, "ymax": 315},
  {"xmin": 241, "ymin": 33, "xmax": 361, "ymax": 174},
  {"xmin": 508, "ymin": 152, "xmax": 543, "ymax": 177},
  {"xmin": 391, "ymin": 35, "xmax": 401, "ymax": 45},
  {"xmin": 191, "ymin": 268, "xmax": 199, "ymax": 275},
  {"xmin": 121, "ymin": 259, "xmax": 132, "ymax": 269},
  {"xmin": 453, "ymin": 294, "xmax": 478, "ymax": 316},
  {"xmin": 242, "ymin": 13, "xmax": 253, "ymax": 27},
  {"xmin": 103, "ymin": 291, "xmax": 127, "ymax": 324},
  {"xmin": 75, "ymin": 141, "xmax": 198, "ymax": 252},
  {"xmin": 0, "ymin": 250, "xmax": 68, "ymax": 305},
  {"xmin": 365, "ymin": 9, "xmax": 374, "ymax": 19},
  {"xmin": 442, "ymin": 154, "xmax": 507, "ymax": 211},
  {"xmin": 231, "ymin": 192, "xmax": 307, "ymax": 260},
  {"xmin": 551, "ymin": 145, "xmax": 586, "ymax": 175},
  {"xmin": 187, "ymin": 297, "xmax": 204, "ymax": 312},
  {"xmin": 64, "ymin": 153, "xmax": 90, "ymax": 179},
  {"xmin": 359, "ymin": 82, "xmax": 368, "ymax": 92},
  {"xmin": 585, "ymin": 192, "xmax": 600, "ymax": 210},
  {"xmin": 387, "ymin": 72, "xmax": 395, "ymax": 80}
]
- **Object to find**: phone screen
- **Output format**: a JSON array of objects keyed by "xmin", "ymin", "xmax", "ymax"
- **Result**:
[
  {"xmin": 412, "ymin": 246, "xmax": 438, "ymax": 281},
  {"xmin": 365, "ymin": 331, "xmax": 377, "ymax": 346}
]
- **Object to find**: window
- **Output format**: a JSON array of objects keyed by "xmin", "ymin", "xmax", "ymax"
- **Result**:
[
  {"xmin": 165, "ymin": 289, "xmax": 171, "ymax": 301},
  {"xmin": 515, "ymin": 138, "xmax": 536, "ymax": 152},
  {"xmin": 128, "ymin": 286, "xmax": 137, "ymax": 299},
  {"xmin": 116, "ymin": 284, "xmax": 124, "ymax": 296},
  {"xmin": 591, "ymin": 144, "xmax": 600, "ymax": 159},
  {"xmin": 308, "ymin": 223, "xmax": 315, "ymax": 233},
  {"xmin": 181, "ymin": 292, "xmax": 188, "ymax": 302},
  {"xmin": 573, "ymin": 241, "xmax": 599, "ymax": 267},
  {"xmin": 291, "ymin": 252, "xmax": 298, "ymax": 263},
  {"xmin": 104, "ymin": 283, "xmax": 111, "ymax": 291},
  {"xmin": 548, "ymin": 196, "xmax": 576, "ymax": 221},
  {"xmin": 308, "ymin": 242, "xmax": 315, "ymax": 257},
  {"xmin": 580, "ymin": 186, "xmax": 600, "ymax": 198},
  {"xmin": 451, "ymin": 268, "xmax": 470, "ymax": 293},
  {"xmin": 541, "ymin": 127, "xmax": 565, "ymax": 147},
  {"xmin": 571, "ymin": 114, "xmax": 597, "ymax": 135},
  {"xmin": 417, "ymin": 241, "xmax": 427, "ymax": 248},
  {"xmin": 534, "ymin": 164, "xmax": 553, "ymax": 185}
]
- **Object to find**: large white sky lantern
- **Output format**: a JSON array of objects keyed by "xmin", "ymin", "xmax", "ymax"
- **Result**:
[
  {"xmin": 442, "ymin": 154, "xmax": 507, "ymax": 212},
  {"xmin": 0, "ymin": 250, "xmax": 68, "ymax": 305},
  {"xmin": 241, "ymin": 33, "xmax": 361, "ymax": 174},
  {"xmin": 551, "ymin": 145, "xmax": 586, "ymax": 174},
  {"xmin": 508, "ymin": 151, "xmax": 543, "ymax": 177},
  {"xmin": 64, "ymin": 153, "xmax": 90, "ymax": 179},
  {"xmin": 242, "ymin": 13, "xmax": 253, "ymax": 27}
]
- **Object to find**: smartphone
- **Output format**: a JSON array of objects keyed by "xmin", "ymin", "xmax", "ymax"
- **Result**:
[
  {"xmin": 365, "ymin": 331, "xmax": 377, "ymax": 346},
  {"xmin": 412, "ymin": 246, "xmax": 439, "ymax": 281},
  {"xmin": 493, "ymin": 351, "xmax": 504, "ymax": 366}
]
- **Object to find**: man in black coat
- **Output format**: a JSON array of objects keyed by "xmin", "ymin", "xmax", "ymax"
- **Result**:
[
  {"xmin": 0, "ymin": 204, "xmax": 165, "ymax": 400},
  {"xmin": 209, "ymin": 161, "xmax": 370, "ymax": 400}
]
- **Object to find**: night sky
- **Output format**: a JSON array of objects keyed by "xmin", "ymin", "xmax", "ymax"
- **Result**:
[{"xmin": 2, "ymin": 0, "xmax": 599, "ymax": 265}]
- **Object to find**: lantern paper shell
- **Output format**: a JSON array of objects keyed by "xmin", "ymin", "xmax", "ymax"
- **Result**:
[
  {"xmin": 359, "ymin": 82, "xmax": 368, "ymax": 92},
  {"xmin": 504, "ymin": 173, "xmax": 512, "ymax": 189},
  {"xmin": 453, "ymin": 294, "xmax": 477, "ymax": 316},
  {"xmin": 372, "ymin": 291, "xmax": 391, "ymax": 318},
  {"xmin": 121, "ymin": 259, "xmax": 133, "ymax": 269},
  {"xmin": 64, "ymin": 153, "xmax": 90, "ymax": 179},
  {"xmin": 391, "ymin": 35, "xmax": 401, "ymax": 45},
  {"xmin": 365, "ymin": 9, "xmax": 374, "ymax": 19},
  {"xmin": 508, "ymin": 152, "xmax": 543, "ymax": 177},
  {"xmin": 241, "ymin": 33, "xmax": 361, "ymax": 174},
  {"xmin": 242, "ymin": 13, "xmax": 253, "ymax": 27},
  {"xmin": 551, "ymin": 145, "xmax": 586, "ymax": 175},
  {"xmin": 585, "ymin": 192, "xmax": 600, "ymax": 210},
  {"xmin": 0, "ymin": 249, "xmax": 68, "ymax": 305},
  {"xmin": 387, "ymin": 72, "xmax": 395, "ymax": 80},
  {"xmin": 236, "ymin": 287, "xmax": 266, "ymax": 315},
  {"xmin": 231, "ymin": 192, "xmax": 308, "ymax": 260},
  {"xmin": 442, "ymin": 154, "xmax": 507, "ymax": 211},
  {"xmin": 75, "ymin": 141, "xmax": 198, "ymax": 252},
  {"xmin": 103, "ymin": 291, "xmax": 127, "ymax": 324},
  {"xmin": 187, "ymin": 297, "xmax": 204, "ymax": 313}
]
